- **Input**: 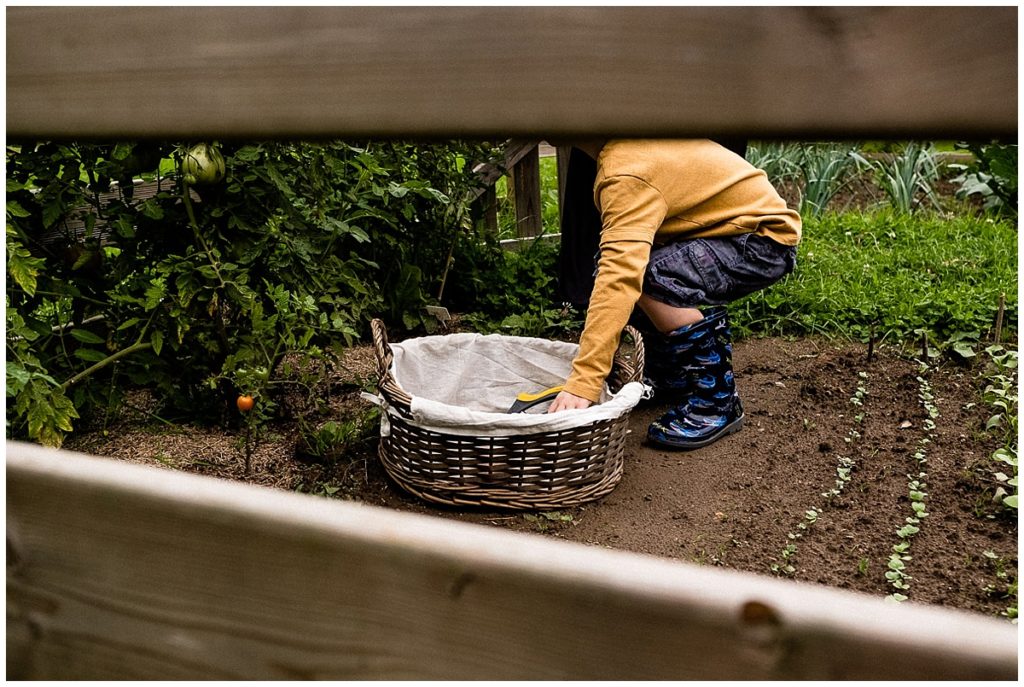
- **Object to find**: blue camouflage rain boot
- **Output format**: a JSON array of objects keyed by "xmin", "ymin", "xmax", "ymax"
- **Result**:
[
  {"xmin": 631, "ymin": 308, "xmax": 723, "ymax": 403},
  {"xmin": 631, "ymin": 307, "xmax": 728, "ymax": 402},
  {"xmin": 646, "ymin": 307, "xmax": 744, "ymax": 450}
]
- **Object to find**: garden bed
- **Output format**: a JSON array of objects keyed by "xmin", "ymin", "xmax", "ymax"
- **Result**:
[{"xmin": 65, "ymin": 333, "xmax": 1018, "ymax": 622}]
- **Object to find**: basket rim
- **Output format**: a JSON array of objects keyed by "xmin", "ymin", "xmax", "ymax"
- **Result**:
[{"xmin": 370, "ymin": 318, "xmax": 645, "ymax": 414}]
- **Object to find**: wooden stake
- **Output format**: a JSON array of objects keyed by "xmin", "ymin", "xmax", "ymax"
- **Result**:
[
  {"xmin": 994, "ymin": 292, "xmax": 1005, "ymax": 344},
  {"xmin": 921, "ymin": 332, "xmax": 929, "ymax": 361},
  {"xmin": 512, "ymin": 145, "xmax": 542, "ymax": 238},
  {"xmin": 244, "ymin": 422, "xmax": 253, "ymax": 476}
]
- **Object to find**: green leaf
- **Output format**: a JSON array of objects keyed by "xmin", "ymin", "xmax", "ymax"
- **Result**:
[
  {"xmin": 6, "ymin": 363, "xmax": 32, "ymax": 395},
  {"xmin": 74, "ymin": 348, "xmax": 108, "ymax": 363},
  {"xmin": 42, "ymin": 200, "xmax": 63, "ymax": 228},
  {"xmin": 144, "ymin": 278, "xmax": 167, "ymax": 308},
  {"xmin": 114, "ymin": 216, "xmax": 136, "ymax": 238},
  {"xmin": 112, "ymin": 142, "xmax": 133, "ymax": 160},
  {"xmin": 1002, "ymin": 495, "xmax": 1018, "ymax": 509},
  {"xmin": 117, "ymin": 318, "xmax": 142, "ymax": 331},
  {"xmin": 233, "ymin": 145, "xmax": 262, "ymax": 162},
  {"xmin": 140, "ymin": 199, "xmax": 164, "ymax": 220},
  {"xmin": 7, "ymin": 244, "xmax": 44, "ymax": 296},
  {"xmin": 71, "ymin": 250, "xmax": 95, "ymax": 271},
  {"xmin": 198, "ymin": 265, "xmax": 219, "ymax": 280},
  {"xmin": 265, "ymin": 163, "xmax": 294, "ymax": 198},
  {"xmin": 151, "ymin": 330, "xmax": 164, "ymax": 356},
  {"xmin": 70, "ymin": 328, "xmax": 105, "ymax": 344},
  {"xmin": 986, "ymin": 414, "xmax": 1005, "ymax": 430},
  {"xmin": 6, "ymin": 200, "xmax": 31, "ymax": 218},
  {"xmin": 952, "ymin": 341, "xmax": 977, "ymax": 358}
]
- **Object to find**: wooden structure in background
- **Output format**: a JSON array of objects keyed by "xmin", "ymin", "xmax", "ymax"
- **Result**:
[
  {"xmin": 467, "ymin": 139, "xmax": 546, "ymax": 239},
  {"xmin": 6, "ymin": 5, "xmax": 1018, "ymax": 680}
]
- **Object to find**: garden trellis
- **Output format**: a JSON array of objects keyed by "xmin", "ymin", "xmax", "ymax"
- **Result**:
[{"xmin": 6, "ymin": 6, "xmax": 1018, "ymax": 680}]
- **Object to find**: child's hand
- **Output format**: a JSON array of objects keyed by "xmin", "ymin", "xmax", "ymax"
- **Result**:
[{"xmin": 548, "ymin": 389, "xmax": 593, "ymax": 413}]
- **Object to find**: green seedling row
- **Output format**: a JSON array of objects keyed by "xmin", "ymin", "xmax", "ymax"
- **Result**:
[
  {"xmin": 886, "ymin": 371, "xmax": 936, "ymax": 602},
  {"xmin": 770, "ymin": 372, "xmax": 870, "ymax": 577}
]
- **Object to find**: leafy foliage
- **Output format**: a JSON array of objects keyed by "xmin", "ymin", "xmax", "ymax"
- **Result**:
[
  {"xmin": 6, "ymin": 139, "xmax": 499, "ymax": 446},
  {"xmin": 952, "ymin": 141, "xmax": 1018, "ymax": 218},
  {"xmin": 447, "ymin": 233, "xmax": 583, "ymax": 338},
  {"xmin": 981, "ymin": 346, "xmax": 1018, "ymax": 511}
]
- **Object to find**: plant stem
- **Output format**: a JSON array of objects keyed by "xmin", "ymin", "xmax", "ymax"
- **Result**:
[
  {"xmin": 31, "ymin": 290, "xmax": 109, "ymax": 307},
  {"xmin": 181, "ymin": 183, "xmax": 228, "ymax": 291},
  {"xmin": 437, "ymin": 236, "xmax": 456, "ymax": 301},
  {"xmin": 995, "ymin": 292, "xmax": 1005, "ymax": 343},
  {"xmin": 244, "ymin": 422, "xmax": 253, "ymax": 476},
  {"xmin": 61, "ymin": 341, "xmax": 153, "ymax": 390}
]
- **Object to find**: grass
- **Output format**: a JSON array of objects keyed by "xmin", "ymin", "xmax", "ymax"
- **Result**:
[{"xmin": 731, "ymin": 210, "xmax": 1018, "ymax": 352}]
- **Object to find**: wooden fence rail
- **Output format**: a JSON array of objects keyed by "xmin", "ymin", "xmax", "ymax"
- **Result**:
[
  {"xmin": 6, "ymin": 5, "xmax": 1018, "ymax": 680},
  {"xmin": 6, "ymin": 443, "xmax": 1018, "ymax": 680},
  {"xmin": 7, "ymin": 7, "xmax": 1016, "ymax": 140}
]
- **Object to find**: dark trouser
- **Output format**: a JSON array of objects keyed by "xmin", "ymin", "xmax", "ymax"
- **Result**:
[{"xmin": 643, "ymin": 232, "xmax": 796, "ymax": 309}]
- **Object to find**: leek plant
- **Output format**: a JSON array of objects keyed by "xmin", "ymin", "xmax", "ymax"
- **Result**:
[
  {"xmin": 853, "ymin": 142, "xmax": 941, "ymax": 213},
  {"xmin": 746, "ymin": 141, "xmax": 801, "ymax": 186},
  {"xmin": 792, "ymin": 143, "xmax": 861, "ymax": 217}
]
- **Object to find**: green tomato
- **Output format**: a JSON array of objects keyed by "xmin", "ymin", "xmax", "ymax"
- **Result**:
[{"xmin": 181, "ymin": 143, "xmax": 226, "ymax": 186}]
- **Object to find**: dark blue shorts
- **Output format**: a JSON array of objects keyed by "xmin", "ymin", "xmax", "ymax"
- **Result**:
[{"xmin": 643, "ymin": 233, "xmax": 797, "ymax": 308}]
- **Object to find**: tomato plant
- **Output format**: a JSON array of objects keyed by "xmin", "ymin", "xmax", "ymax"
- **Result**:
[{"xmin": 6, "ymin": 139, "xmax": 501, "ymax": 446}]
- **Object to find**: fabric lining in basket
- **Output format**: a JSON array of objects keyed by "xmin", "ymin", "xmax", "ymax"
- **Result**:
[{"xmin": 370, "ymin": 319, "xmax": 645, "ymax": 510}]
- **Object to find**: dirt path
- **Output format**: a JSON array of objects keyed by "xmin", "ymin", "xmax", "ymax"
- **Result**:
[{"xmin": 66, "ymin": 336, "xmax": 1017, "ymax": 621}]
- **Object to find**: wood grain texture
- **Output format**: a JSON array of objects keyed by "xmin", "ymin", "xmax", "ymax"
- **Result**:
[
  {"xmin": 511, "ymin": 146, "xmax": 542, "ymax": 238},
  {"xmin": 7, "ymin": 442, "xmax": 1017, "ymax": 681},
  {"xmin": 6, "ymin": 6, "xmax": 1016, "ymax": 139}
]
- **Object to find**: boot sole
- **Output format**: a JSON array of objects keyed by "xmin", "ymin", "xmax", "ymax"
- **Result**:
[{"xmin": 646, "ymin": 415, "xmax": 745, "ymax": 451}]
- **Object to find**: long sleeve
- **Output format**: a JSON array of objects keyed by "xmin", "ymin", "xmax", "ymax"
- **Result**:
[{"xmin": 563, "ymin": 175, "xmax": 666, "ymax": 401}]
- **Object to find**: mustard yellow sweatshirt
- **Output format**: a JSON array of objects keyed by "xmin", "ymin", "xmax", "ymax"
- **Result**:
[{"xmin": 563, "ymin": 139, "xmax": 802, "ymax": 402}]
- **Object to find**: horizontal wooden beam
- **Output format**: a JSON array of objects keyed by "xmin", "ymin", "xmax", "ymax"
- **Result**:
[
  {"xmin": 6, "ymin": 7, "xmax": 1017, "ymax": 140},
  {"xmin": 7, "ymin": 442, "xmax": 1018, "ymax": 680}
]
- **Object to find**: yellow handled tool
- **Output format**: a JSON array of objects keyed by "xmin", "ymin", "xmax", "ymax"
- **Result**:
[{"xmin": 506, "ymin": 385, "xmax": 564, "ymax": 413}]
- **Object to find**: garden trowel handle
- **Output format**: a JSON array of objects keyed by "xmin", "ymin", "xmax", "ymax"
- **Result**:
[{"xmin": 506, "ymin": 385, "xmax": 565, "ymax": 413}]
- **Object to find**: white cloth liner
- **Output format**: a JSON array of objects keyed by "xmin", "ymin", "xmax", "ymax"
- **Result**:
[{"xmin": 364, "ymin": 331, "xmax": 647, "ymax": 437}]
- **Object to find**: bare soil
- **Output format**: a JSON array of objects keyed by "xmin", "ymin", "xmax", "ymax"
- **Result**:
[{"xmin": 66, "ymin": 334, "xmax": 1018, "ymax": 622}]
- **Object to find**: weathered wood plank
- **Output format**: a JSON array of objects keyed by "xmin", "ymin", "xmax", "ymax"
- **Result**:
[
  {"xmin": 511, "ymin": 146, "xmax": 542, "ymax": 238},
  {"xmin": 6, "ymin": 7, "xmax": 1016, "ymax": 139},
  {"xmin": 468, "ymin": 139, "xmax": 539, "ymax": 201},
  {"xmin": 6, "ymin": 442, "xmax": 1017, "ymax": 680}
]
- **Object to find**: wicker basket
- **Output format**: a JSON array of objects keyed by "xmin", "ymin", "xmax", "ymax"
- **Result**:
[{"xmin": 371, "ymin": 318, "xmax": 645, "ymax": 510}]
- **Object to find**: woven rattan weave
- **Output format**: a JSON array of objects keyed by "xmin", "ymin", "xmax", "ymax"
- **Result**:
[{"xmin": 371, "ymin": 319, "xmax": 644, "ymax": 510}]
